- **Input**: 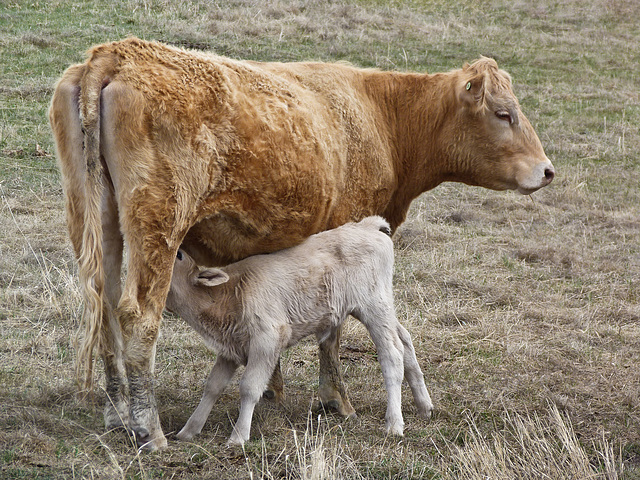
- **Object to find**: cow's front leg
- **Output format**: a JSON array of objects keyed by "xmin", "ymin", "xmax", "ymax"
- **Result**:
[{"xmin": 318, "ymin": 326, "xmax": 355, "ymax": 417}]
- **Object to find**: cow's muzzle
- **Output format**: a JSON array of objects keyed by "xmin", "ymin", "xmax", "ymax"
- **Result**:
[{"xmin": 517, "ymin": 159, "xmax": 555, "ymax": 195}]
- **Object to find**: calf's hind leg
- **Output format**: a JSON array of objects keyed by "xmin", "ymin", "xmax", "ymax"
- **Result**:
[
  {"xmin": 358, "ymin": 305, "xmax": 429, "ymax": 436},
  {"xmin": 396, "ymin": 323, "xmax": 433, "ymax": 419},
  {"xmin": 365, "ymin": 321, "xmax": 406, "ymax": 436}
]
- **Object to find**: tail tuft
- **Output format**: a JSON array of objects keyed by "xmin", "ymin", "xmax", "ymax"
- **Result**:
[
  {"xmin": 74, "ymin": 53, "xmax": 112, "ymax": 392},
  {"xmin": 357, "ymin": 215, "xmax": 392, "ymax": 236}
]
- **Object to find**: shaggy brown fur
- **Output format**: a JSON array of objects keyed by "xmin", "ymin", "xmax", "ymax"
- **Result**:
[{"xmin": 48, "ymin": 37, "xmax": 553, "ymax": 449}]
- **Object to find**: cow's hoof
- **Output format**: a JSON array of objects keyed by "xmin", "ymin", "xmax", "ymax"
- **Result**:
[
  {"xmin": 325, "ymin": 399, "xmax": 357, "ymax": 418},
  {"xmin": 104, "ymin": 400, "xmax": 129, "ymax": 430},
  {"xmin": 262, "ymin": 388, "xmax": 284, "ymax": 403},
  {"xmin": 132, "ymin": 427, "xmax": 168, "ymax": 450},
  {"xmin": 314, "ymin": 399, "xmax": 357, "ymax": 418}
]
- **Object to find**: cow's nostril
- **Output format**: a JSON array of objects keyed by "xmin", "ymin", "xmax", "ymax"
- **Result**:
[{"xmin": 544, "ymin": 167, "xmax": 555, "ymax": 182}]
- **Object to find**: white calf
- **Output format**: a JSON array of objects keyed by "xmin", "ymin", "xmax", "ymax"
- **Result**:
[{"xmin": 165, "ymin": 216, "xmax": 433, "ymax": 445}]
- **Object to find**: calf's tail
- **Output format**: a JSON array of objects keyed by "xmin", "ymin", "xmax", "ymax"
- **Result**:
[{"xmin": 359, "ymin": 215, "xmax": 392, "ymax": 236}]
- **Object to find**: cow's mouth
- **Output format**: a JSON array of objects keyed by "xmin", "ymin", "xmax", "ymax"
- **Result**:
[
  {"xmin": 517, "ymin": 186, "xmax": 541, "ymax": 195},
  {"xmin": 516, "ymin": 163, "xmax": 555, "ymax": 195}
]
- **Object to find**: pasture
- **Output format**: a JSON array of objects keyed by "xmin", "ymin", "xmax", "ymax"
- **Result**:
[{"xmin": 1, "ymin": 0, "xmax": 639, "ymax": 478}]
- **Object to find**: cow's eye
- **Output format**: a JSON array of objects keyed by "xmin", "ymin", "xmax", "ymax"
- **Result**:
[
  {"xmin": 496, "ymin": 111, "xmax": 512, "ymax": 124},
  {"xmin": 176, "ymin": 250, "xmax": 183, "ymax": 261}
]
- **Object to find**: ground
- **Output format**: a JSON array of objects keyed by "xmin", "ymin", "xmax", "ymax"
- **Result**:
[{"xmin": 0, "ymin": 0, "xmax": 639, "ymax": 478}]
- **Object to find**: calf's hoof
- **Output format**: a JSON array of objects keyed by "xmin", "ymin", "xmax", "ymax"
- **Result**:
[
  {"xmin": 226, "ymin": 434, "xmax": 247, "ymax": 447},
  {"xmin": 385, "ymin": 421, "xmax": 405, "ymax": 437},
  {"xmin": 175, "ymin": 428, "xmax": 195, "ymax": 442},
  {"xmin": 419, "ymin": 406, "xmax": 434, "ymax": 420}
]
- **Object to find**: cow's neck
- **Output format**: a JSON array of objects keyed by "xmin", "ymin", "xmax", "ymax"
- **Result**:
[{"xmin": 365, "ymin": 70, "xmax": 459, "ymax": 229}]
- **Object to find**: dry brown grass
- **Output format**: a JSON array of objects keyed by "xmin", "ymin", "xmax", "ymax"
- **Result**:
[
  {"xmin": 439, "ymin": 405, "xmax": 622, "ymax": 479},
  {"xmin": 1, "ymin": 0, "xmax": 639, "ymax": 478}
]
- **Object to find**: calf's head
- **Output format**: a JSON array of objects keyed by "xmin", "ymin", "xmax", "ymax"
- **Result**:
[
  {"xmin": 165, "ymin": 250, "xmax": 230, "ymax": 313},
  {"xmin": 446, "ymin": 57, "xmax": 554, "ymax": 194}
]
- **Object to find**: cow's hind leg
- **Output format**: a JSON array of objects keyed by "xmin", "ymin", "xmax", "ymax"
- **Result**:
[
  {"xmin": 263, "ymin": 358, "xmax": 285, "ymax": 403},
  {"xmin": 101, "ymin": 82, "xmax": 191, "ymax": 450},
  {"xmin": 317, "ymin": 326, "xmax": 355, "ymax": 417},
  {"xmin": 117, "ymin": 235, "xmax": 179, "ymax": 450},
  {"xmin": 115, "ymin": 219, "xmax": 185, "ymax": 449},
  {"xmin": 117, "ymin": 306, "xmax": 161, "ymax": 450},
  {"xmin": 49, "ymin": 74, "xmax": 127, "ymax": 430},
  {"xmin": 101, "ymin": 185, "xmax": 128, "ymax": 430}
]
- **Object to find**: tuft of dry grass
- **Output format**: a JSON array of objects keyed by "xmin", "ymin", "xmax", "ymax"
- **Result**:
[
  {"xmin": 1, "ymin": 0, "xmax": 640, "ymax": 478},
  {"xmin": 439, "ymin": 405, "xmax": 622, "ymax": 480}
]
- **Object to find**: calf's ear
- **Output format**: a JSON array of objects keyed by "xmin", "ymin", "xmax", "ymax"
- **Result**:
[{"xmin": 196, "ymin": 268, "xmax": 230, "ymax": 287}]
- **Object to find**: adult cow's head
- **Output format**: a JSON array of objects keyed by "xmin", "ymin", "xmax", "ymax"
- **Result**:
[{"xmin": 447, "ymin": 57, "xmax": 554, "ymax": 194}]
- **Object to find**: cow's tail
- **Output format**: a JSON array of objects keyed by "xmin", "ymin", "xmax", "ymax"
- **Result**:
[{"xmin": 75, "ymin": 52, "xmax": 114, "ymax": 392}]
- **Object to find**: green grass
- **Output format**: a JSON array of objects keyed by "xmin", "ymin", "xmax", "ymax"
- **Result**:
[{"xmin": 1, "ymin": 0, "xmax": 640, "ymax": 478}]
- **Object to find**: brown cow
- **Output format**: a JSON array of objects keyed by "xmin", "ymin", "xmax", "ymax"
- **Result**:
[{"xmin": 48, "ymin": 37, "xmax": 554, "ymax": 450}]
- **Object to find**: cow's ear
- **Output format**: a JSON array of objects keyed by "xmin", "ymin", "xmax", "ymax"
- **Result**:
[
  {"xmin": 459, "ymin": 72, "xmax": 486, "ymax": 109},
  {"xmin": 195, "ymin": 268, "xmax": 229, "ymax": 287}
]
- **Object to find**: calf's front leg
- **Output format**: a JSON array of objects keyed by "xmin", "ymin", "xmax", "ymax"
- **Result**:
[
  {"xmin": 228, "ymin": 345, "xmax": 278, "ymax": 446},
  {"xmin": 177, "ymin": 356, "xmax": 238, "ymax": 441}
]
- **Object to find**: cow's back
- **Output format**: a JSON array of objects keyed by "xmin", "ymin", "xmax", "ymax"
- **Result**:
[{"xmin": 89, "ymin": 39, "xmax": 396, "ymax": 266}]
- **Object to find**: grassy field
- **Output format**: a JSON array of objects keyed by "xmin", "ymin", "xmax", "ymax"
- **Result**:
[{"xmin": 1, "ymin": 0, "xmax": 639, "ymax": 478}]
